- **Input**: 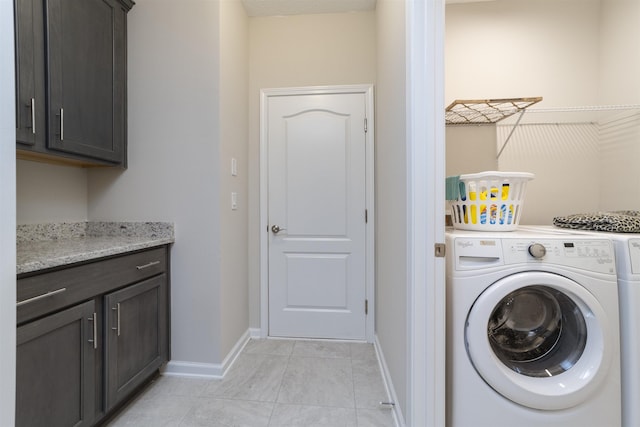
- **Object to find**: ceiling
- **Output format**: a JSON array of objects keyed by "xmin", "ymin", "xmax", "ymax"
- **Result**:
[
  {"xmin": 240, "ymin": 0, "xmax": 495, "ymax": 17},
  {"xmin": 241, "ymin": 0, "xmax": 376, "ymax": 17}
]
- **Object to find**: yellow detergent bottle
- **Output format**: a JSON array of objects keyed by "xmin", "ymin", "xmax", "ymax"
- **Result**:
[
  {"xmin": 500, "ymin": 183, "xmax": 510, "ymax": 224},
  {"xmin": 478, "ymin": 188, "xmax": 488, "ymax": 224},
  {"xmin": 469, "ymin": 182, "xmax": 477, "ymax": 224},
  {"xmin": 501, "ymin": 183, "xmax": 509, "ymax": 200}
]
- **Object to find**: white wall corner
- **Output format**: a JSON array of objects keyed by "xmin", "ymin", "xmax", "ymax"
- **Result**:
[{"xmin": 162, "ymin": 329, "xmax": 251, "ymax": 379}]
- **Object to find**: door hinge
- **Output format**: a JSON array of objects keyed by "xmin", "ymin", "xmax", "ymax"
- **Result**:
[
  {"xmin": 365, "ymin": 209, "xmax": 368, "ymax": 223},
  {"xmin": 435, "ymin": 243, "xmax": 446, "ymax": 258},
  {"xmin": 364, "ymin": 118, "xmax": 368, "ymax": 133},
  {"xmin": 365, "ymin": 299, "xmax": 368, "ymax": 315}
]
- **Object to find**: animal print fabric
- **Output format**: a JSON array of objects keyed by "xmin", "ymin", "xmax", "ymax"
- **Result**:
[{"xmin": 553, "ymin": 210, "xmax": 640, "ymax": 233}]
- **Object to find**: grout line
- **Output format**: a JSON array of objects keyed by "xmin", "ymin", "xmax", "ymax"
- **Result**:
[{"xmin": 265, "ymin": 338, "xmax": 293, "ymax": 426}]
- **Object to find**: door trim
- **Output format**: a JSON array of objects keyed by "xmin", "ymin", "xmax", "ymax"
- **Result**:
[
  {"xmin": 407, "ymin": 1, "xmax": 446, "ymax": 425},
  {"xmin": 259, "ymin": 84, "xmax": 375, "ymax": 342}
]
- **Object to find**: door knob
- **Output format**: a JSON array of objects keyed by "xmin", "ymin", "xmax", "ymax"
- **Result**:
[{"xmin": 271, "ymin": 225, "xmax": 286, "ymax": 234}]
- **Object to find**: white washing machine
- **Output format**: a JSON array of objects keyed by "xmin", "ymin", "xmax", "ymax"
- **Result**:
[
  {"xmin": 521, "ymin": 225, "xmax": 639, "ymax": 426},
  {"xmin": 446, "ymin": 229, "xmax": 621, "ymax": 427}
]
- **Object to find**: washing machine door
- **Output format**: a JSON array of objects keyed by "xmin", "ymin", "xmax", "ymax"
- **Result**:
[{"xmin": 466, "ymin": 271, "xmax": 614, "ymax": 411}]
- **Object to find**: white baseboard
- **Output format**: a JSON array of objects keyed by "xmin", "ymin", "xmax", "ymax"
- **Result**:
[
  {"xmin": 161, "ymin": 360, "xmax": 224, "ymax": 378},
  {"xmin": 162, "ymin": 329, "xmax": 251, "ymax": 379},
  {"xmin": 375, "ymin": 335, "xmax": 405, "ymax": 427}
]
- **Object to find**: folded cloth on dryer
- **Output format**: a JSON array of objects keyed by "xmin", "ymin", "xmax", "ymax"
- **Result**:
[
  {"xmin": 553, "ymin": 210, "xmax": 640, "ymax": 233},
  {"xmin": 446, "ymin": 176, "xmax": 461, "ymax": 201}
]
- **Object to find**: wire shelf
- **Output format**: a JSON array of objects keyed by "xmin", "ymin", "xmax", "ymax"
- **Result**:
[{"xmin": 445, "ymin": 97, "xmax": 543, "ymax": 125}]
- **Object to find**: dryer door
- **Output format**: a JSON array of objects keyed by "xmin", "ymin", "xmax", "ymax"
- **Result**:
[{"xmin": 466, "ymin": 271, "xmax": 614, "ymax": 411}]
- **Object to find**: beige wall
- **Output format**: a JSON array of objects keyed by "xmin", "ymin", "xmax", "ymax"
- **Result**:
[
  {"xmin": 248, "ymin": 12, "xmax": 376, "ymax": 89},
  {"xmin": 375, "ymin": 0, "xmax": 408, "ymax": 418},
  {"xmin": 598, "ymin": 0, "xmax": 640, "ymax": 210},
  {"xmin": 219, "ymin": 0, "xmax": 250, "ymax": 358},
  {"xmin": 599, "ymin": 0, "xmax": 640, "ymax": 105},
  {"xmin": 17, "ymin": 160, "xmax": 88, "ymax": 224},
  {"xmin": 445, "ymin": 0, "xmax": 600, "ymax": 107},
  {"xmin": 247, "ymin": 12, "xmax": 377, "ymax": 328},
  {"xmin": 88, "ymin": 0, "xmax": 225, "ymax": 364},
  {"xmin": 497, "ymin": 122, "xmax": 602, "ymax": 224},
  {"xmin": 445, "ymin": 125, "xmax": 498, "ymax": 177}
]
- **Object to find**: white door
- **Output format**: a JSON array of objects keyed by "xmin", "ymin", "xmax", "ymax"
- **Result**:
[{"xmin": 266, "ymin": 90, "xmax": 368, "ymax": 340}]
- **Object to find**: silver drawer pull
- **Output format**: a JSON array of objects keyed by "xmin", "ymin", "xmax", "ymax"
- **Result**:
[
  {"xmin": 16, "ymin": 287, "xmax": 67, "ymax": 307},
  {"xmin": 136, "ymin": 261, "xmax": 160, "ymax": 270},
  {"xmin": 88, "ymin": 313, "xmax": 98, "ymax": 350},
  {"xmin": 30, "ymin": 98, "xmax": 36, "ymax": 134},
  {"xmin": 112, "ymin": 303, "xmax": 121, "ymax": 336},
  {"xmin": 60, "ymin": 108, "xmax": 64, "ymax": 141}
]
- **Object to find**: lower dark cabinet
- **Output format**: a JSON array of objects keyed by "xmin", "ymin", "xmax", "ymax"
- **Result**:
[
  {"xmin": 16, "ymin": 246, "xmax": 170, "ymax": 426},
  {"xmin": 105, "ymin": 275, "xmax": 168, "ymax": 410},
  {"xmin": 16, "ymin": 300, "xmax": 96, "ymax": 427}
]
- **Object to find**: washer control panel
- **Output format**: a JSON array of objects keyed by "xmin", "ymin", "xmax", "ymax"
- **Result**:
[
  {"xmin": 504, "ymin": 239, "xmax": 615, "ymax": 274},
  {"xmin": 451, "ymin": 235, "xmax": 616, "ymax": 274}
]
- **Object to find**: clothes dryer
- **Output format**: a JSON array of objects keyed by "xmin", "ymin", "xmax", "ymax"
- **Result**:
[
  {"xmin": 446, "ymin": 229, "xmax": 621, "ymax": 427},
  {"xmin": 521, "ymin": 225, "xmax": 638, "ymax": 426}
]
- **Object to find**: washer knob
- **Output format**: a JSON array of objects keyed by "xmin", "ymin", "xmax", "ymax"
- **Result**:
[{"xmin": 528, "ymin": 243, "xmax": 547, "ymax": 259}]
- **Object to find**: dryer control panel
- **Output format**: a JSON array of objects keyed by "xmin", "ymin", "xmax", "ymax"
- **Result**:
[{"xmin": 629, "ymin": 239, "xmax": 640, "ymax": 275}]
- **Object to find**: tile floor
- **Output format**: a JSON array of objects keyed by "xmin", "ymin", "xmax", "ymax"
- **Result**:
[{"xmin": 106, "ymin": 338, "xmax": 397, "ymax": 427}]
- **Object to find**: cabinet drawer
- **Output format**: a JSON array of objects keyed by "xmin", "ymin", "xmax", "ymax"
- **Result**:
[{"xmin": 17, "ymin": 246, "xmax": 167, "ymax": 324}]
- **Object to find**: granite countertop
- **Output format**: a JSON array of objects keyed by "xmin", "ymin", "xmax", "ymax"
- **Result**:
[{"xmin": 17, "ymin": 222, "xmax": 174, "ymax": 275}]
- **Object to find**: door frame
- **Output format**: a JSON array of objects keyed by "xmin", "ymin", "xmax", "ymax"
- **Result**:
[
  {"xmin": 0, "ymin": 3, "xmax": 17, "ymax": 426},
  {"xmin": 259, "ymin": 84, "xmax": 375, "ymax": 342},
  {"xmin": 407, "ymin": 1, "xmax": 446, "ymax": 425}
]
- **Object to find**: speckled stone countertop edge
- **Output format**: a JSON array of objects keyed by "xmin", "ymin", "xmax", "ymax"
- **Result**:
[
  {"xmin": 17, "ymin": 221, "xmax": 174, "ymax": 242},
  {"xmin": 17, "ymin": 222, "xmax": 174, "ymax": 275}
]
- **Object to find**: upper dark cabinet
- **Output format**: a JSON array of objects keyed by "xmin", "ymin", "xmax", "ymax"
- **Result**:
[
  {"xmin": 14, "ymin": 0, "xmax": 45, "ymax": 150},
  {"xmin": 14, "ymin": 0, "xmax": 134, "ymax": 166}
]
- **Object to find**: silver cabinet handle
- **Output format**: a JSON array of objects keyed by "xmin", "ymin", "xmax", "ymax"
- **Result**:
[
  {"xmin": 88, "ymin": 313, "xmax": 97, "ymax": 350},
  {"xmin": 30, "ymin": 98, "xmax": 36, "ymax": 134},
  {"xmin": 271, "ymin": 225, "xmax": 287, "ymax": 234},
  {"xmin": 16, "ymin": 287, "xmax": 67, "ymax": 307},
  {"xmin": 136, "ymin": 260, "xmax": 160, "ymax": 270},
  {"xmin": 112, "ymin": 303, "xmax": 121, "ymax": 336},
  {"xmin": 60, "ymin": 108, "xmax": 64, "ymax": 141}
]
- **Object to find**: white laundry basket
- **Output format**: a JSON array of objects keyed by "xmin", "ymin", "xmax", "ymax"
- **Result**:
[{"xmin": 448, "ymin": 171, "xmax": 535, "ymax": 231}]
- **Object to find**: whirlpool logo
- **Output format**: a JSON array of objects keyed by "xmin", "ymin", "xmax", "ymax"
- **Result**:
[
  {"xmin": 457, "ymin": 239, "xmax": 497, "ymax": 248},
  {"xmin": 457, "ymin": 241, "xmax": 475, "ymax": 248}
]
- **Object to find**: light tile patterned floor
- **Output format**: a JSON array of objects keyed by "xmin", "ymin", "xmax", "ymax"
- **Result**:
[{"xmin": 106, "ymin": 338, "xmax": 397, "ymax": 427}]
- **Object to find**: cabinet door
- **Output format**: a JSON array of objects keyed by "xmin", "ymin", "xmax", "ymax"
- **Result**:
[
  {"xmin": 105, "ymin": 274, "xmax": 168, "ymax": 410},
  {"xmin": 46, "ymin": 0, "xmax": 127, "ymax": 163},
  {"xmin": 16, "ymin": 300, "xmax": 97, "ymax": 427},
  {"xmin": 14, "ymin": 0, "xmax": 46, "ymax": 148}
]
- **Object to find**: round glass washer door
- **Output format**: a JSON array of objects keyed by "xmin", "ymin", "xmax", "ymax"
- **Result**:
[{"xmin": 465, "ymin": 271, "xmax": 614, "ymax": 411}]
